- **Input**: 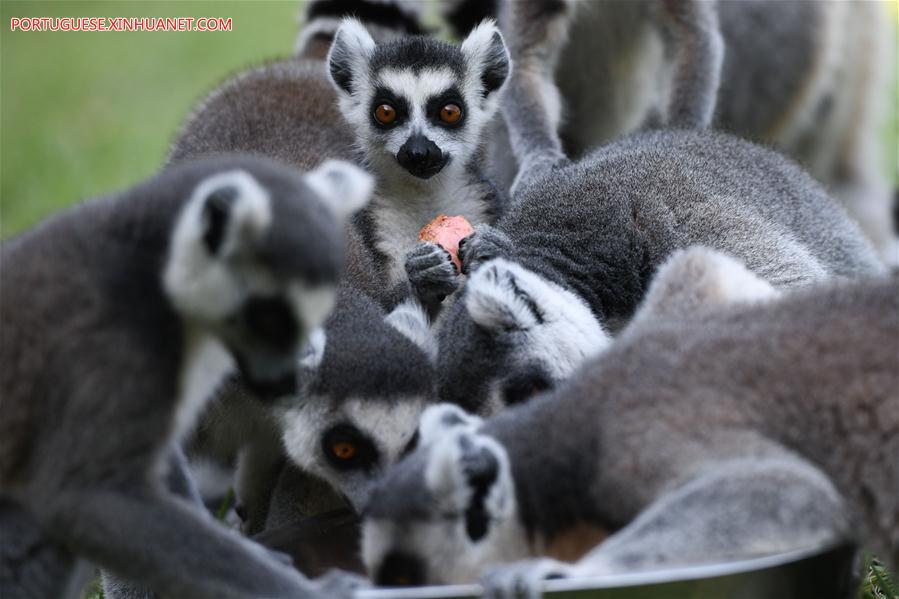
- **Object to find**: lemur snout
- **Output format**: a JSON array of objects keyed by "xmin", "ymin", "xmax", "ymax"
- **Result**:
[{"xmin": 397, "ymin": 134, "xmax": 446, "ymax": 179}]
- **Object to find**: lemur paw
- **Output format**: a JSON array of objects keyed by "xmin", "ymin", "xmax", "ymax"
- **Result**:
[
  {"xmin": 311, "ymin": 568, "xmax": 370, "ymax": 598},
  {"xmin": 480, "ymin": 558, "xmax": 576, "ymax": 599},
  {"xmin": 405, "ymin": 241, "xmax": 460, "ymax": 304},
  {"xmin": 458, "ymin": 225, "xmax": 514, "ymax": 275}
]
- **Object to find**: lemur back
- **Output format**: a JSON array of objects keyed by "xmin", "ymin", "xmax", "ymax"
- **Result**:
[
  {"xmin": 431, "ymin": 0, "xmax": 884, "ymax": 412},
  {"xmin": 462, "ymin": 0, "xmax": 897, "ymax": 263},
  {"xmin": 361, "ymin": 257, "xmax": 898, "ymax": 589}
]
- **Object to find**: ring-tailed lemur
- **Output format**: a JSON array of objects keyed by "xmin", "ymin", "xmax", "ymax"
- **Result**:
[
  {"xmin": 200, "ymin": 286, "xmax": 438, "ymax": 536},
  {"xmin": 454, "ymin": 0, "xmax": 898, "ymax": 264},
  {"xmin": 327, "ymin": 18, "xmax": 511, "ymax": 309},
  {"xmin": 432, "ymin": 1, "xmax": 884, "ymax": 413},
  {"xmin": 362, "ymin": 250, "xmax": 898, "ymax": 591},
  {"xmin": 0, "ymin": 155, "xmax": 373, "ymax": 598}
]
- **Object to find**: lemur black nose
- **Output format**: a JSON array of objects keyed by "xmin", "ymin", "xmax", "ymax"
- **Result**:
[{"xmin": 396, "ymin": 134, "xmax": 445, "ymax": 179}]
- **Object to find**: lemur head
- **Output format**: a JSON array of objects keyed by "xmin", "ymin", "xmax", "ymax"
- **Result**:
[
  {"xmin": 438, "ymin": 259, "xmax": 611, "ymax": 414},
  {"xmin": 327, "ymin": 18, "xmax": 510, "ymax": 182},
  {"xmin": 164, "ymin": 157, "xmax": 373, "ymax": 400},
  {"xmin": 278, "ymin": 292, "xmax": 438, "ymax": 510},
  {"xmin": 362, "ymin": 404, "xmax": 526, "ymax": 586}
]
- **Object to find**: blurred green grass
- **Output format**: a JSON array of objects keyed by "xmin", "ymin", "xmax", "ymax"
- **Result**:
[
  {"xmin": 2, "ymin": 2, "xmax": 897, "ymax": 240},
  {"xmin": 1, "ymin": 1, "xmax": 299, "ymax": 238}
]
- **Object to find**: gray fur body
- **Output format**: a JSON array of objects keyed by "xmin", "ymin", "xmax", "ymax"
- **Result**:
[
  {"xmin": 489, "ymin": 0, "xmax": 897, "ymax": 261},
  {"xmin": 363, "ymin": 265, "xmax": 899, "ymax": 589},
  {"xmin": 437, "ymin": 128, "xmax": 883, "ymax": 411},
  {"xmin": 0, "ymin": 155, "xmax": 370, "ymax": 597}
]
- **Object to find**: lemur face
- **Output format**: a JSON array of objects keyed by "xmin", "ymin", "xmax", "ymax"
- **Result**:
[
  {"xmin": 438, "ymin": 259, "xmax": 612, "ymax": 414},
  {"xmin": 279, "ymin": 393, "xmax": 429, "ymax": 510},
  {"xmin": 362, "ymin": 405, "xmax": 528, "ymax": 586},
  {"xmin": 277, "ymin": 296, "xmax": 438, "ymax": 509},
  {"xmin": 164, "ymin": 159, "xmax": 373, "ymax": 400},
  {"xmin": 328, "ymin": 18, "xmax": 510, "ymax": 182}
]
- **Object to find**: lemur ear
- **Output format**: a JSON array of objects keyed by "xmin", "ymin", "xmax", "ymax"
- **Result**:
[
  {"xmin": 385, "ymin": 299, "xmax": 438, "ymax": 362},
  {"xmin": 327, "ymin": 18, "xmax": 376, "ymax": 96},
  {"xmin": 418, "ymin": 404, "xmax": 482, "ymax": 447},
  {"xmin": 460, "ymin": 20, "xmax": 511, "ymax": 97},
  {"xmin": 299, "ymin": 327, "xmax": 327, "ymax": 369},
  {"xmin": 194, "ymin": 171, "xmax": 273, "ymax": 257},
  {"xmin": 465, "ymin": 259, "xmax": 541, "ymax": 332},
  {"xmin": 200, "ymin": 186, "xmax": 237, "ymax": 255},
  {"xmin": 305, "ymin": 160, "xmax": 373, "ymax": 220}
]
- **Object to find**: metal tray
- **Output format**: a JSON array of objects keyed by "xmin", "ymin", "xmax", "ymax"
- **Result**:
[{"xmin": 357, "ymin": 542, "xmax": 857, "ymax": 599}]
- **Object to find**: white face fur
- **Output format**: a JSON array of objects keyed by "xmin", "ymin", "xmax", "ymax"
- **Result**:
[
  {"xmin": 362, "ymin": 404, "xmax": 530, "ymax": 586},
  {"xmin": 328, "ymin": 19, "xmax": 510, "ymax": 187},
  {"xmin": 278, "ymin": 394, "xmax": 429, "ymax": 511},
  {"xmin": 163, "ymin": 160, "xmax": 372, "ymax": 398},
  {"xmin": 465, "ymin": 258, "xmax": 612, "ymax": 411},
  {"xmin": 277, "ymin": 298, "xmax": 438, "ymax": 510}
]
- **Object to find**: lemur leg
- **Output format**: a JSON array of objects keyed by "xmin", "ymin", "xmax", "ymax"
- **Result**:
[
  {"xmin": 42, "ymin": 483, "xmax": 329, "ymax": 598},
  {"xmin": 499, "ymin": 0, "xmax": 573, "ymax": 195},
  {"xmin": 0, "ymin": 499, "xmax": 93, "ymax": 599},
  {"xmin": 480, "ymin": 456, "xmax": 849, "ymax": 597},
  {"xmin": 236, "ymin": 439, "xmax": 286, "ymax": 535},
  {"xmin": 405, "ymin": 241, "xmax": 460, "ymax": 312},
  {"xmin": 101, "ymin": 444, "xmax": 219, "ymax": 599},
  {"xmin": 656, "ymin": 0, "xmax": 724, "ymax": 129},
  {"xmin": 458, "ymin": 224, "xmax": 516, "ymax": 276},
  {"xmin": 578, "ymin": 457, "xmax": 850, "ymax": 575}
]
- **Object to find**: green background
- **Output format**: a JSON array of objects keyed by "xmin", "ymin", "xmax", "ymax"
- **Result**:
[
  {"xmin": 1, "ymin": 1, "xmax": 896, "ymax": 240},
  {"xmin": 1, "ymin": 1, "xmax": 299, "ymax": 238}
]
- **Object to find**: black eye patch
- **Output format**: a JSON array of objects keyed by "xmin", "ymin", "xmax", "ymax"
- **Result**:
[
  {"xmin": 370, "ymin": 86, "xmax": 409, "ymax": 129},
  {"xmin": 241, "ymin": 297, "xmax": 297, "ymax": 351},
  {"xmin": 322, "ymin": 422, "xmax": 380, "ymax": 472},
  {"xmin": 426, "ymin": 87, "xmax": 466, "ymax": 129}
]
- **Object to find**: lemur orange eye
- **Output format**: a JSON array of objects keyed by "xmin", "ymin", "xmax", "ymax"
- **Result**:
[
  {"xmin": 440, "ymin": 103, "xmax": 462, "ymax": 124},
  {"xmin": 374, "ymin": 104, "xmax": 397, "ymax": 125},
  {"xmin": 332, "ymin": 441, "xmax": 357, "ymax": 460}
]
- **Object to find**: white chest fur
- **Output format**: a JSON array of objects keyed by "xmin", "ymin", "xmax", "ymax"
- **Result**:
[
  {"xmin": 172, "ymin": 329, "xmax": 235, "ymax": 441},
  {"xmin": 373, "ymin": 175, "xmax": 492, "ymax": 284}
]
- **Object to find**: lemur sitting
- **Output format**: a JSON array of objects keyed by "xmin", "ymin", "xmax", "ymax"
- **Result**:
[
  {"xmin": 433, "ymin": 0, "xmax": 884, "ymax": 413},
  {"xmin": 362, "ymin": 250, "xmax": 898, "ymax": 592},
  {"xmin": 326, "ymin": 18, "xmax": 511, "ymax": 309},
  {"xmin": 0, "ymin": 155, "xmax": 372, "ymax": 598}
]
